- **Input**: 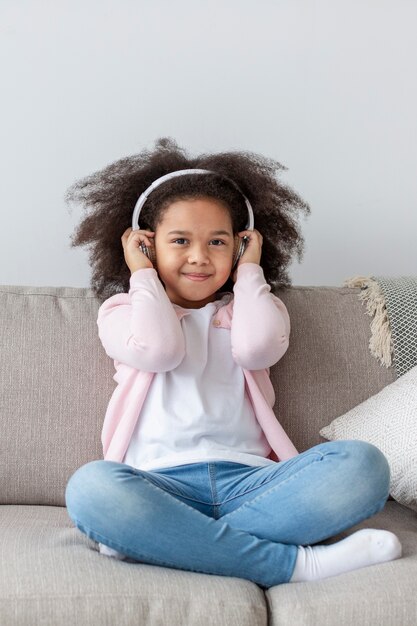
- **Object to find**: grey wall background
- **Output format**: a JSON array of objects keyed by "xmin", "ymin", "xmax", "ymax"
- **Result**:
[{"xmin": 1, "ymin": 0, "xmax": 416, "ymax": 288}]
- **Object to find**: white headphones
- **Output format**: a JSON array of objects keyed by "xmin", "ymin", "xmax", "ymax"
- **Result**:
[{"xmin": 131, "ymin": 169, "xmax": 254, "ymax": 268}]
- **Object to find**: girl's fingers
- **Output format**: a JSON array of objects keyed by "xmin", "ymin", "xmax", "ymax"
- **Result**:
[
  {"xmin": 121, "ymin": 227, "xmax": 132, "ymax": 241},
  {"xmin": 237, "ymin": 230, "xmax": 263, "ymax": 244},
  {"xmin": 133, "ymin": 231, "xmax": 155, "ymax": 248},
  {"xmin": 130, "ymin": 229, "xmax": 155, "ymax": 237},
  {"xmin": 238, "ymin": 228, "xmax": 261, "ymax": 236},
  {"xmin": 121, "ymin": 228, "xmax": 155, "ymax": 272},
  {"xmin": 122, "ymin": 227, "xmax": 154, "ymax": 238},
  {"xmin": 234, "ymin": 229, "xmax": 263, "ymax": 269},
  {"xmin": 121, "ymin": 228, "xmax": 154, "ymax": 248},
  {"xmin": 140, "ymin": 236, "xmax": 153, "ymax": 248}
]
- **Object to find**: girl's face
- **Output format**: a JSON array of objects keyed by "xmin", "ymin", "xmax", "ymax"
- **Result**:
[{"xmin": 154, "ymin": 197, "xmax": 234, "ymax": 309}]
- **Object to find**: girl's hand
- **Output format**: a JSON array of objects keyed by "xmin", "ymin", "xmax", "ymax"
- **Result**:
[
  {"xmin": 121, "ymin": 227, "xmax": 155, "ymax": 273},
  {"xmin": 231, "ymin": 228, "xmax": 263, "ymax": 282}
]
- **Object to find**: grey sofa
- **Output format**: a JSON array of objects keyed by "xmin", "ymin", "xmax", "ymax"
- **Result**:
[{"xmin": 1, "ymin": 282, "xmax": 416, "ymax": 626}]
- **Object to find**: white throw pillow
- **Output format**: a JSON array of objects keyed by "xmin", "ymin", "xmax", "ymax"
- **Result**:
[{"xmin": 320, "ymin": 364, "xmax": 417, "ymax": 513}]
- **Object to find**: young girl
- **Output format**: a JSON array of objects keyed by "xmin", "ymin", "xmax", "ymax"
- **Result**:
[{"xmin": 65, "ymin": 138, "xmax": 401, "ymax": 588}]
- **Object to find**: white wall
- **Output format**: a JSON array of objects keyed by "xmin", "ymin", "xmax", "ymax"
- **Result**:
[{"xmin": 1, "ymin": 0, "xmax": 416, "ymax": 288}]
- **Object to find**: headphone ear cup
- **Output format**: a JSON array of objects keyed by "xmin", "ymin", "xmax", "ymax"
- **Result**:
[
  {"xmin": 232, "ymin": 235, "xmax": 246, "ymax": 269},
  {"xmin": 140, "ymin": 242, "xmax": 157, "ymax": 266}
]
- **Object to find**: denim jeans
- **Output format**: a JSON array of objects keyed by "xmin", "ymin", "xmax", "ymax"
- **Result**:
[{"xmin": 65, "ymin": 440, "xmax": 390, "ymax": 588}]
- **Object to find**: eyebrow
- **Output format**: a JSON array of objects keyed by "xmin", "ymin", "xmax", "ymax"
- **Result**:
[{"xmin": 167, "ymin": 230, "xmax": 232, "ymax": 236}]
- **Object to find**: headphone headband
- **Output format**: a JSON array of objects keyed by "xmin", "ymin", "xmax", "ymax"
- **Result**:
[{"xmin": 131, "ymin": 168, "xmax": 254, "ymax": 231}]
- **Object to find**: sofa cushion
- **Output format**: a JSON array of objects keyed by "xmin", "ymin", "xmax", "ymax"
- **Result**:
[
  {"xmin": 266, "ymin": 500, "xmax": 417, "ymax": 626},
  {"xmin": 273, "ymin": 286, "xmax": 396, "ymax": 451},
  {"xmin": 0, "ymin": 286, "xmax": 112, "ymax": 505},
  {"xmin": 0, "ymin": 502, "xmax": 415, "ymax": 626},
  {"xmin": 0, "ymin": 505, "xmax": 267, "ymax": 626},
  {"xmin": 319, "ymin": 364, "xmax": 417, "ymax": 513}
]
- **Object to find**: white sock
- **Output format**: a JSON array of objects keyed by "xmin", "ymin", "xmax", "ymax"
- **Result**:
[
  {"xmin": 290, "ymin": 529, "xmax": 402, "ymax": 583},
  {"xmin": 98, "ymin": 542, "xmax": 126, "ymax": 561}
]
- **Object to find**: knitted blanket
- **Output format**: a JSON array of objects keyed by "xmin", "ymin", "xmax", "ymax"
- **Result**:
[{"xmin": 344, "ymin": 276, "xmax": 417, "ymax": 378}]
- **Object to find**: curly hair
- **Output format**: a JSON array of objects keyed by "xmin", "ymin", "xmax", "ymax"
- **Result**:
[{"xmin": 66, "ymin": 137, "xmax": 310, "ymax": 301}]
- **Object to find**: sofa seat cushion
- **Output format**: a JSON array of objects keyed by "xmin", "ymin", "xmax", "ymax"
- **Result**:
[
  {"xmin": 0, "ymin": 505, "xmax": 267, "ymax": 626},
  {"xmin": 267, "ymin": 501, "xmax": 417, "ymax": 626}
]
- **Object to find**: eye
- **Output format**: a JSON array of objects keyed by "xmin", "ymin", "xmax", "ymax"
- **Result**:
[
  {"xmin": 172, "ymin": 238, "xmax": 188, "ymax": 245},
  {"xmin": 210, "ymin": 239, "xmax": 225, "ymax": 246}
]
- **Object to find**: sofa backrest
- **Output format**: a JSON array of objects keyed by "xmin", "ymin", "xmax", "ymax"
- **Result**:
[{"xmin": 0, "ymin": 284, "xmax": 395, "ymax": 506}]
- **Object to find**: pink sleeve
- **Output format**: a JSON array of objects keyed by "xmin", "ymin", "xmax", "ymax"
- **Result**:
[
  {"xmin": 230, "ymin": 263, "xmax": 290, "ymax": 370},
  {"xmin": 97, "ymin": 268, "xmax": 185, "ymax": 372}
]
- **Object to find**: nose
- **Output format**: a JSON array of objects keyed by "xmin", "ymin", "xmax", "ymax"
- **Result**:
[{"xmin": 187, "ymin": 243, "xmax": 209, "ymax": 265}]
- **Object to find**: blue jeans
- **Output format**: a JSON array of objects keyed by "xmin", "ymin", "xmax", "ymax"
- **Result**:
[{"xmin": 65, "ymin": 440, "xmax": 390, "ymax": 588}]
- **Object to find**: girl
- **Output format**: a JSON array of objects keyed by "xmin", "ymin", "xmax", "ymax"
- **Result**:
[{"xmin": 65, "ymin": 138, "xmax": 401, "ymax": 588}]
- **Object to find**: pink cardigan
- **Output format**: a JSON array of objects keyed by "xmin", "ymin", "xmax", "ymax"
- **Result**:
[{"xmin": 97, "ymin": 263, "xmax": 299, "ymax": 464}]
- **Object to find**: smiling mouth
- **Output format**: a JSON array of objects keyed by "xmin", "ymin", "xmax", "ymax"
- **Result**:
[{"xmin": 183, "ymin": 273, "xmax": 212, "ymax": 281}]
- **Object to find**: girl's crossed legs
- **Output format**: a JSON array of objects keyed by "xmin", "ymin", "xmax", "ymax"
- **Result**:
[{"xmin": 65, "ymin": 440, "xmax": 396, "ymax": 588}]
